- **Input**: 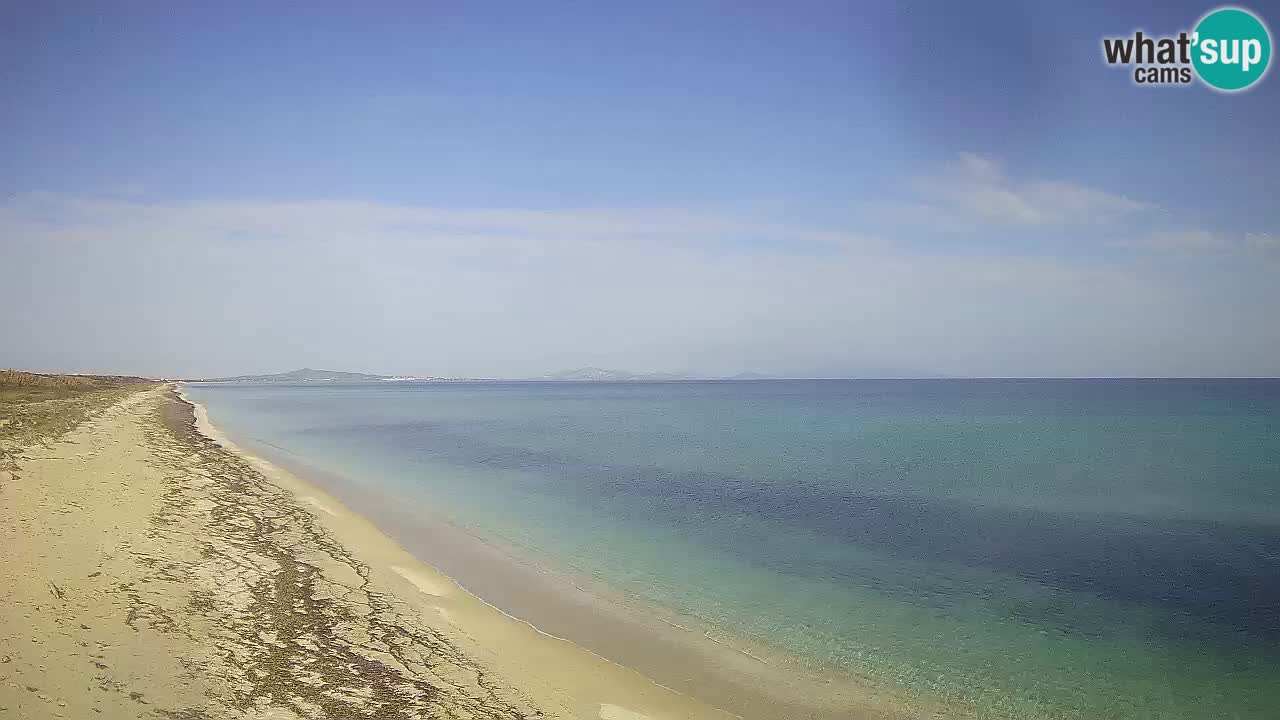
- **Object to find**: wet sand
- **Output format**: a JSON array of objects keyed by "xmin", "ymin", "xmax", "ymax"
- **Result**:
[{"xmin": 0, "ymin": 385, "xmax": 740, "ymax": 719}]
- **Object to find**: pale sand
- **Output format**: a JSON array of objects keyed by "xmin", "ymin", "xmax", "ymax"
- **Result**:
[
  {"xmin": 389, "ymin": 566, "xmax": 451, "ymax": 597},
  {"xmin": 600, "ymin": 704, "xmax": 657, "ymax": 720},
  {"xmin": 0, "ymin": 385, "xmax": 736, "ymax": 719}
]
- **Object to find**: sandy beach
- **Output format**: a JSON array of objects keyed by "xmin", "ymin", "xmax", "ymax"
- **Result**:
[{"xmin": 0, "ymin": 383, "xmax": 741, "ymax": 719}]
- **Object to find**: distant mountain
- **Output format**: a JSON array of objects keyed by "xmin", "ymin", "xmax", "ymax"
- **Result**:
[
  {"xmin": 539, "ymin": 367, "xmax": 691, "ymax": 382},
  {"xmin": 192, "ymin": 368, "xmax": 430, "ymax": 383}
]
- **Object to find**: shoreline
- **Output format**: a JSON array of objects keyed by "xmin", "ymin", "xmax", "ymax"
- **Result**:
[
  {"xmin": 174, "ymin": 384, "xmax": 746, "ymax": 720},
  {"xmin": 1, "ymin": 384, "xmax": 742, "ymax": 719},
  {"xmin": 178, "ymin": 385, "xmax": 927, "ymax": 720}
]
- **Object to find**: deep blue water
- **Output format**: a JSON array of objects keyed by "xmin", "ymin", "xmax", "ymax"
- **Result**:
[{"xmin": 183, "ymin": 379, "xmax": 1280, "ymax": 719}]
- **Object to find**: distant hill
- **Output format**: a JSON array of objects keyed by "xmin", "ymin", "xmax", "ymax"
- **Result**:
[
  {"xmin": 726, "ymin": 371, "xmax": 778, "ymax": 380},
  {"xmin": 538, "ymin": 367, "xmax": 696, "ymax": 382},
  {"xmin": 192, "ymin": 368, "xmax": 429, "ymax": 383}
]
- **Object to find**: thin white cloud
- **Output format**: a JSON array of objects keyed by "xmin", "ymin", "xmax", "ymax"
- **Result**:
[
  {"xmin": 1, "ymin": 192, "xmax": 883, "ymax": 255},
  {"xmin": 1115, "ymin": 228, "xmax": 1233, "ymax": 254},
  {"xmin": 905, "ymin": 151, "xmax": 1153, "ymax": 227}
]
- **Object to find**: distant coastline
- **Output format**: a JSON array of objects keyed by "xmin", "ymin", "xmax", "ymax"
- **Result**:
[
  {"xmin": 187, "ymin": 366, "xmax": 941, "ymax": 384},
  {"xmin": 191, "ymin": 368, "xmax": 1280, "ymax": 384}
]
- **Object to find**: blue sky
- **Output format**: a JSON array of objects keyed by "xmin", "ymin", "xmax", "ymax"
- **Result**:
[{"xmin": 2, "ymin": 1, "xmax": 1278, "ymax": 377}]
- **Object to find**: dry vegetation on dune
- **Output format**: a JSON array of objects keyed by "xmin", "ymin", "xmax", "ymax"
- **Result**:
[
  {"xmin": 0, "ymin": 369, "xmax": 154, "ymax": 403},
  {"xmin": 0, "ymin": 370, "xmax": 156, "ymax": 474}
]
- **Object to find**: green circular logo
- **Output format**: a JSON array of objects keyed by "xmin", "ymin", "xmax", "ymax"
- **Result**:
[{"xmin": 1192, "ymin": 7, "xmax": 1272, "ymax": 91}]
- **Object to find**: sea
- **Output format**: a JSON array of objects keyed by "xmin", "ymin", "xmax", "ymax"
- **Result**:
[{"xmin": 181, "ymin": 379, "xmax": 1280, "ymax": 719}]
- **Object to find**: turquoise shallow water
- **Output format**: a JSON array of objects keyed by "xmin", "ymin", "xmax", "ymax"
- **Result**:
[{"xmin": 183, "ymin": 379, "xmax": 1280, "ymax": 718}]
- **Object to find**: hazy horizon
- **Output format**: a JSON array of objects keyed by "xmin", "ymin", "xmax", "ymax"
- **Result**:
[
  {"xmin": 95, "ymin": 366, "xmax": 1280, "ymax": 381},
  {"xmin": 4, "ymin": 2, "xmax": 1278, "ymax": 379}
]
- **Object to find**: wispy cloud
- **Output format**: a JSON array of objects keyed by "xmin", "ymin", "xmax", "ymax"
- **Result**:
[
  {"xmin": 2, "ymin": 192, "xmax": 883, "ymax": 256},
  {"xmin": 1114, "ymin": 228, "xmax": 1233, "ymax": 254},
  {"xmin": 897, "ymin": 152, "xmax": 1153, "ymax": 228}
]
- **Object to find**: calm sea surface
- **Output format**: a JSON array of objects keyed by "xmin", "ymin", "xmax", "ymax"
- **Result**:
[{"xmin": 182, "ymin": 379, "xmax": 1280, "ymax": 719}]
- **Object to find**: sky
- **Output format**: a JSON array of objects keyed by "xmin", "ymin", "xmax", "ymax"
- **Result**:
[{"xmin": 2, "ymin": 0, "xmax": 1278, "ymax": 378}]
